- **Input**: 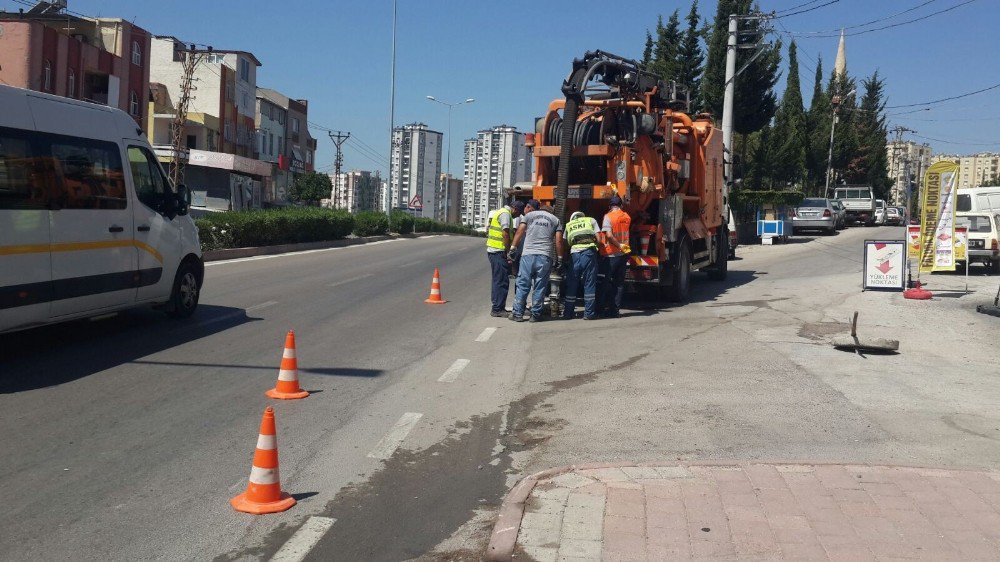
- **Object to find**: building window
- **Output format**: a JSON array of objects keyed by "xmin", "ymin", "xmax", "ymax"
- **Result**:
[
  {"xmin": 239, "ymin": 58, "xmax": 250, "ymax": 82},
  {"xmin": 242, "ymin": 92, "xmax": 249, "ymax": 110},
  {"xmin": 129, "ymin": 91, "xmax": 140, "ymax": 116},
  {"xmin": 131, "ymin": 41, "xmax": 142, "ymax": 66},
  {"xmin": 269, "ymin": 133, "xmax": 274, "ymax": 156},
  {"xmin": 43, "ymin": 60, "xmax": 52, "ymax": 91},
  {"xmin": 291, "ymin": 118, "xmax": 299, "ymax": 134},
  {"xmin": 67, "ymin": 69, "xmax": 76, "ymax": 98}
]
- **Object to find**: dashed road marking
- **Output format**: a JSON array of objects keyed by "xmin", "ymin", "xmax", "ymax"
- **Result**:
[
  {"xmin": 246, "ymin": 300, "xmax": 278, "ymax": 312},
  {"xmin": 367, "ymin": 413, "xmax": 423, "ymax": 460},
  {"xmin": 475, "ymin": 327, "xmax": 498, "ymax": 342},
  {"xmin": 328, "ymin": 273, "xmax": 374, "ymax": 288},
  {"xmin": 270, "ymin": 516, "xmax": 336, "ymax": 562},
  {"xmin": 438, "ymin": 359, "xmax": 471, "ymax": 382},
  {"xmin": 398, "ymin": 260, "xmax": 421, "ymax": 269}
]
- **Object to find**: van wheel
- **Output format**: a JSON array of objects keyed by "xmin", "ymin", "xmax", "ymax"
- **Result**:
[
  {"xmin": 708, "ymin": 227, "xmax": 728, "ymax": 281},
  {"xmin": 666, "ymin": 238, "xmax": 691, "ymax": 302},
  {"xmin": 167, "ymin": 262, "xmax": 200, "ymax": 318}
]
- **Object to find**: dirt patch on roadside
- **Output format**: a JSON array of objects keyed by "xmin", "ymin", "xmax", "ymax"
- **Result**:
[{"xmin": 798, "ymin": 321, "xmax": 850, "ymax": 341}]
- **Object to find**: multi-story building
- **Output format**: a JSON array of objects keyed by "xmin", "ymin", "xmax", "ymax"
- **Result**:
[
  {"xmin": 257, "ymin": 88, "xmax": 317, "ymax": 203},
  {"xmin": 255, "ymin": 90, "xmax": 288, "ymax": 201},
  {"xmin": 955, "ymin": 153, "xmax": 999, "ymax": 188},
  {"xmin": 439, "ymin": 175, "xmax": 463, "ymax": 224},
  {"xmin": 148, "ymin": 36, "xmax": 270, "ymax": 210},
  {"xmin": 331, "ymin": 170, "xmax": 382, "ymax": 213},
  {"xmin": 389, "ymin": 123, "xmax": 443, "ymax": 218},
  {"xmin": 462, "ymin": 125, "xmax": 532, "ymax": 227},
  {"xmin": 886, "ymin": 141, "xmax": 932, "ymax": 206},
  {"xmin": 0, "ymin": 5, "xmax": 151, "ymax": 130}
]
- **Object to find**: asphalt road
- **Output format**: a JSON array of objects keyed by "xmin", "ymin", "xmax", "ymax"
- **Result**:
[{"xmin": 4, "ymin": 227, "xmax": 999, "ymax": 561}]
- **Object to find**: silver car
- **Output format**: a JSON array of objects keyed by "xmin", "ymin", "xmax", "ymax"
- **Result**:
[
  {"xmin": 791, "ymin": 198, "xmax": 838, "ymax": 235},
  {"xmin": 830, "ymin": 199, "xmax": 847, "ymax": 229}
]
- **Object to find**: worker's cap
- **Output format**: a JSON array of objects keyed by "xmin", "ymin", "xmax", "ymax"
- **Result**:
[
  {"xmin": 526, "ymin": 199, "xmax": 541, "ymax": 210},
  {"xmin": 570, "ymin": 211, "xmax": 585, "ymax": 220},
  {"xmin": 610, "ymin": 194, "xmax": 623, "ymax": 206},
  {"xmin": 510, "ymin": 200, "xmax": 526, "ymax": 212}
]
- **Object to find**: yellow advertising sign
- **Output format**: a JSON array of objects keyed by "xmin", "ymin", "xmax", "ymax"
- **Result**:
[
  {"xmin": 954, "ymin": 226, "xmax": 967, "ymax": 261},
  {"xmin": 918, "ymin": 161, "xmax": 959, "ymax": 273}
]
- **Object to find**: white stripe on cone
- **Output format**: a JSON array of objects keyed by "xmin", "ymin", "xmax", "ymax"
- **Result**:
[
  {"xmin": 248, "ymin": 465, "xmax": 280, "ymax": 485},
  {"xmin": 277, "ymin": 369, "xmax": 299, "ymax": 382},
  {"xmin": 282, "ymin": 348, "xmax": 296, "ymax": 359},
  {"xmin": 256, "ymin": 434, "xmax": 277, "ymax": 450}
]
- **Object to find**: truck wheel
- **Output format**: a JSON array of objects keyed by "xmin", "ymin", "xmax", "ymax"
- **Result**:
[
  {"xmin": 708, "ymin": 227, "xmax": 728, "ymax": 281},
  {"xmin": 993, "ymin": 260, "xmax": 1000, "ymax": 275},
  {"xmin": 167, "ymin": 261, "xmax": 201, "ymax": 318},
  {"xmin": 666, "ymin": 239, "xmax": 691, "ymax": 302}
]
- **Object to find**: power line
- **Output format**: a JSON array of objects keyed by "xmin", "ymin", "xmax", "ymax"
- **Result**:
[
  {"xmin": 780, "ymin": 0, "xmax": 978, "ymax": 37},
  {"xmin": 345, "ymin": 138, "xmax": 390, "ymax": 166},
  {"xmin": 910, "ymin": 132, "xmax": 1000, "ymax": 146},
  {"xmin": 779, "ymin": 0, "xmax": 942, "ymax": 35},
  {"xmin": 886, "ymin": 80, "xmax": 1000, "ymax": 109},
  {"xmin": 773, "ymin": 0, "xmax": 840, "ymax": 19},
  {"xmin": 774, "ymin": 0, "xmax": 829, "ymax": 15}
]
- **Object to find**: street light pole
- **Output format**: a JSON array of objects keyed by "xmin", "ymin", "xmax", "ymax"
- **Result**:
[
  {"xmin": 387, "ymin": 0, "xmax": 397, "ymax": 218},
  {"xmin": 824, "ymin": 88, "xmax": 855, "ymax": 197},
  {"xmin": 426, "ymin": 96, "xmax": 474, "ymax": 220}
]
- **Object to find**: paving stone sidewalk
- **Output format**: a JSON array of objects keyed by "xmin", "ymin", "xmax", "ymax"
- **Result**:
[{"xmin": 486, "ymin": 462, "xmax": 1000, "ymax": 561}]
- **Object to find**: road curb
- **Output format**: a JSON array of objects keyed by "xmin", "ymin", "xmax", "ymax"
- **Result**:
[
  {"xmin": 202, "ymin": 232, "xmax": 458, "ymax": 262},
  {"xmin": 484, "ymin": 459, "xmax": 992, "ymax": 561}
]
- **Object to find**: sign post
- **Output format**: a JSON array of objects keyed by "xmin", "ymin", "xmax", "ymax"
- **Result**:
[{"xmin": 863, "ymin": 240, "xmax": 907, "ymax": 291}]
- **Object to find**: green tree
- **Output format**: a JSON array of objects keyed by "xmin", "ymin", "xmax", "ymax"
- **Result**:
[
  {"xmin": 771, "ymin": 41, "xmax": 807, "ymax": 188},
  {"xmin": 702, "ymin": 0, "xmax": 745, "ymax": 117},
  {"xmin": 675, "ymin": 0, "xmax": 706, "ymax": 106},
  {"xmin": 642, "ymin": 30, "xmax": 654, "ymax": 67},
  {"xmin": 649, "ymin": 12, "xmax": 682, "ymax": 83},
  {"xmin": 288, "ymin": 172, "xmax": 332, "ymax": 206},
  {"xmin": 806, "ymin": 56, "xmax": 831, "ymax": 192},
  {"xmin": 745, "ymin": 125, "xmax": 776, "ymax": 190},
  {"xmin": 827, "ymin": 71, "xmax": 859, "ymax": 192},
  {"xmin": 982, "ymin": 174, "xmax": 1000, "ymax": 187},
  {"xmin": 846, "ymin": 72, "xmax": 892, "ymax": 200}
]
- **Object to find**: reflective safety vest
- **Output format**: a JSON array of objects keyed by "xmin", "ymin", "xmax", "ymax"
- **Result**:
[
  {"xmin": 565, "ymin": 216, "xmax": 598, "ymax": 251},
  {"xmin": 600, "ymin": 208, "xmax": 631, "ymax": 256},
  {"xmin": 486, "ymin": 206, "xmax": 513, "ymax": 251}
]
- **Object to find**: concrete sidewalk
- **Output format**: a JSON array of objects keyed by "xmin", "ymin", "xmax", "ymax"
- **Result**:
[{"xmin": 487, "ymin": 461, "xmax": 1000, "ymax": 561}]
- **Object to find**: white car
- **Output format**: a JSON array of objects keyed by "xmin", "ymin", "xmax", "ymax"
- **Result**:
[
  {"xmin": 957, "ymin": 212, "xmax": 1000, "ymax": 274},
  {"xmin": 1, "ymin": 85, "xmax": 203, "ymax": 334},
  {"xmin": 874, "ymin": 199, "xmax": 887, "ymax": 225}
]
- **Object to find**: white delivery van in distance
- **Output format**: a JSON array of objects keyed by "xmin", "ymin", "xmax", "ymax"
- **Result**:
[{"xmin": 0, "ymin": 85, "xmax": 203, "ymax": 334}]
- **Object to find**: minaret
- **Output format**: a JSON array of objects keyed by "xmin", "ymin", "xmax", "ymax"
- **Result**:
[{"xmin": 834, "ymin": 29, "xmax": 847, "ymax": 78}]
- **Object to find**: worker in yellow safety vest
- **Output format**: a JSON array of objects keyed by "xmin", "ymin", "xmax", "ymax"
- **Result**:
[
  {"xmin": 486, "ymin": 200, "xmax": 526, "ymax": 317},
  {"xmin": 599, "ymin": 194, "xmax": 632, "ymax": 318},
  {"xmin": 562, "ymin": 211, "xmax": 605, "ymax": 320}
]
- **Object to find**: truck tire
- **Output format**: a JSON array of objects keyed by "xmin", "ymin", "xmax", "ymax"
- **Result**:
[
  {"xmin": 166, "ymin": 261, "xmax": 201, "ymax": 318},
  {"xmin": 708, "ymin": 227, "xmax": 728, "ymax": 281},
  {"xmin": 666, "ymin": 238, "xmax": 691, "ymax": 302}
]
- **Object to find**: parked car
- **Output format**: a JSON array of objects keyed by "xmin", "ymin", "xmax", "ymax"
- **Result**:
[
  {"xmin": 885, "ymin": 207, "xmax": 903, "ymax": 226},
  {"xmin": 830, "ymin": 199, "xmax": 847, "ymax": 229},
  {"xmin": 791, "ymin": 198, "xmax": 838, "ymax": 235},
  {"xmin": 874, "ymin": 199, "xmax": 887, "ymax": 225},
  {"xmin": 956, "ymin": 212, "xmax": 1000, "ymax": 274},
  {"xmin": 0, "ymin": 84, "xmax": 204, "ymax": 334},
  {"xmin": 832, "ymin": 185, "xmax": 875, "ymax": 225}
]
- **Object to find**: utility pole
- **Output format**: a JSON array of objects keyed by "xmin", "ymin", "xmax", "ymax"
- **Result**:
[
  {"xmin": 721, "ymin": 12, "xmax": 773, "ymax": 189},
  {"xmin": 824, "ymin": 88, "xmax": 856, "ymax": 197},
  {"xmin": 387, "ymin": 0, "xmax": 398, "ymax": 221},
  {"xmin": 327, "ymin": 130, "xmax": 350, "ymax": 208},
  {"xmin": 170, "ymin": 45, "xmax": 206, "ymax": 188}
]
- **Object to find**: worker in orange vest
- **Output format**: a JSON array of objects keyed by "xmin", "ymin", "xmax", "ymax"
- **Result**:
[{"xmin": 599, "ymin": 194, "xmax": 631, "ymax": 318}]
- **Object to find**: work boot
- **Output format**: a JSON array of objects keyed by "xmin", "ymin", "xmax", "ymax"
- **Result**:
[
  {"xmin": 529, "ymin": 315, "xmax": 542, "ymax": 323},
  {"xmin": 490, "ymin": 310, "xmax": 506, "ymax": 317},
  {"xmin": 509, "ymin": 312, "xmax": 526, "ymax": 322}
]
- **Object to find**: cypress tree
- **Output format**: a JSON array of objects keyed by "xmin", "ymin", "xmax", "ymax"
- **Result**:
[
  {"xmin": 771, "ymin": 41, "xmax": 807, "ymax": 188},
  {"xmin": 849, "ymin": 72, "xmax": 892, "ymax": 201},
  {"xmin": 650, "ymin": 11, "xmax": 682, "ymax": 83},
  {"xmin": 675, "ymin": 0, "xmax": 705, "ymax": 107},
  {"xmin": 642, "ymin": 30, "xmax": 654, "ymax": 67},
  {"xmin": 806, "ymin": 56, "xmax": 831, "ymax": 192},
  {"xmin": 702, "ymin": 0, "xmax": 746, "ymax": 118}
]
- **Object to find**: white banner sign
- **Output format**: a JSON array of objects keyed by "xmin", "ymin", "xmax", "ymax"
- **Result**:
[{"xmin": 863, "ymin": 240, "xmax": 906, "ymax": 291}]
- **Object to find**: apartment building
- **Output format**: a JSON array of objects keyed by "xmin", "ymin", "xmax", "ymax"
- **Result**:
[
  {"xmin": 0, "ymin": 4, "xmax": 151, "ymax": 129},
  {"xmin": 462, "ymin": 125, "xmax": 532, "ymax": 227},
  {"xmin": 257, "ymin": 88, "xmax": 317, "ymax": 203},
  {"xmin": 331, "ymin": 170, "xmax": 382, "ymax": 213},
  {"xmin": 390, "ymin": 123, "xmax": 443, "ymax": 218},
  {"xmin": 886, "ymin": 141, "xmax": 932, "ymax": 206}
]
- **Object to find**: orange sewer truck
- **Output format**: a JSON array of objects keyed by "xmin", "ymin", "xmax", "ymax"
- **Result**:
[{"xmin": 512, "ymin": 50, "xmax": 728, "ymax": 306}]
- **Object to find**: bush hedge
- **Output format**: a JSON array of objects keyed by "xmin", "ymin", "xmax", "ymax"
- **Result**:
[
  {"xmin": 353, "ymin": 211, "xmax": 390, "ymax": 237},
  {"xmin": 390, "ymin": 210, "xmax": 414, "ymax": 234},
  {"xmin": 195, "ymin": 207, "xmax": 354, "ymax": 251}
]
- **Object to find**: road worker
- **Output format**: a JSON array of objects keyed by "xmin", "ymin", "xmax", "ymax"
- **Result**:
[
  {"xmin": 486, "ymin": 199, "xmax": 525, "ymax": 317},
  {"xmin": 508, "ymin": 199, "xmax": 564, "ymax": 322},
  {"xmin": 562, "ymin": 211, "xmax": 603, "ymax": 320},
  {"xmin": 599, "ymin": 194, "xmax": 632, "ymax": 318}
]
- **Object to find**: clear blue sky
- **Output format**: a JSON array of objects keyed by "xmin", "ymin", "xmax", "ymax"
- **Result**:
[{"xmin": 10, "ymin": 0, "xmax": 998, "ymax": 170}]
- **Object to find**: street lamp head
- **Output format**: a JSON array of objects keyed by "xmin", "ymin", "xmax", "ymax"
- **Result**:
[
  {"xmin": 426, "ymin": 95, "xmax": 436, "ymax": 101},
  {"xmin": 465, "ymin": 98, "xmax": 475, "ymax": 103}
]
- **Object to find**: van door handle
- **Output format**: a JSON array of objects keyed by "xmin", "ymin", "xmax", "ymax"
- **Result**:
[
  {"xmin": 109, "ymin": 226, "xmax": 124, "ymax": 233},
  {"xmin": 137, "ymin": 225, "xmax": 151, "ymax": 232}
]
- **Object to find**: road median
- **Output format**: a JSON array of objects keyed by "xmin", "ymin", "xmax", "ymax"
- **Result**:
[{"xmin": 203, "ymin": 232, "xmax": 452, "ymax": 262}]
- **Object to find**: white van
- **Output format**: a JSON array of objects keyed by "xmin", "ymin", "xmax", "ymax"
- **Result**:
[
  {"xmin": 0, "ymin": 85, "xmax": 203, "ymax": 334},
  {"xmin": 957, "ymin": 186, "xmax": 1000, "ymax": 214}
]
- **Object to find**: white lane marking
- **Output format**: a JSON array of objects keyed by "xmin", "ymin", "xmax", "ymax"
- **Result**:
[
  {"xmin": 246, "ymin": 300, "xmax": 278, "ymax": 312},
  {"xmin": 475, "ymin": 327, "xmax": 497, "ymax": 342},
  {"xmin": 328, "ymin": 273, "xmax": 374, "ymax": 288},
  {"xmin": 398, "ymin": 260, "xmax": 421, "ymax": 269},
  {"xmin": 367, "ymin": 412, "xmax": 423, "ymax": 460},
  {"xmin": 437, "ymin": 359, "xmax": 471, "ymax": 383},
  {"xmin": 206, "ymin": 239, "xmax": 404, "ymax": 266},
  {"xmin": 270, "ymin": 516, "xmax": 336, "ymax": 562}
]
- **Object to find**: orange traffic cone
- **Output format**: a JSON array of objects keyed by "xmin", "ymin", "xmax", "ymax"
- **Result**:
[
  {"xmin": 230, "ymin": 406, "xmax": 296, "ymax": 514},
  {"xmin": 424, "ymin": 268, "xmax": 447, "ymax": 304},
  {"xmin": 266, "ymin": 331, "xmax": 309, "ymax": 400}
]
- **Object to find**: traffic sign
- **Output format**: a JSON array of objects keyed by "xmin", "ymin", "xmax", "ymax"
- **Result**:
[{"xmin": 408, "ymin": 195, "xmax": 423, "ymax": 210}]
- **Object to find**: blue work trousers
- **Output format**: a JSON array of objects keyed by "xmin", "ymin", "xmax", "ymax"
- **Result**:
[
  {"xmin": 488, "ymin": 251, "xmax": 511, "ymax": 313},
  {"xmin": 564, "ymin": 249, "xmax": 598, "ymax": 319},
  {"xmin": 600, "ymin": 254, "xmax": 628, "ymax": 315},
  {"xmin": 512, "ymin": 254, "xmax": 552, "ymax": 319}
]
